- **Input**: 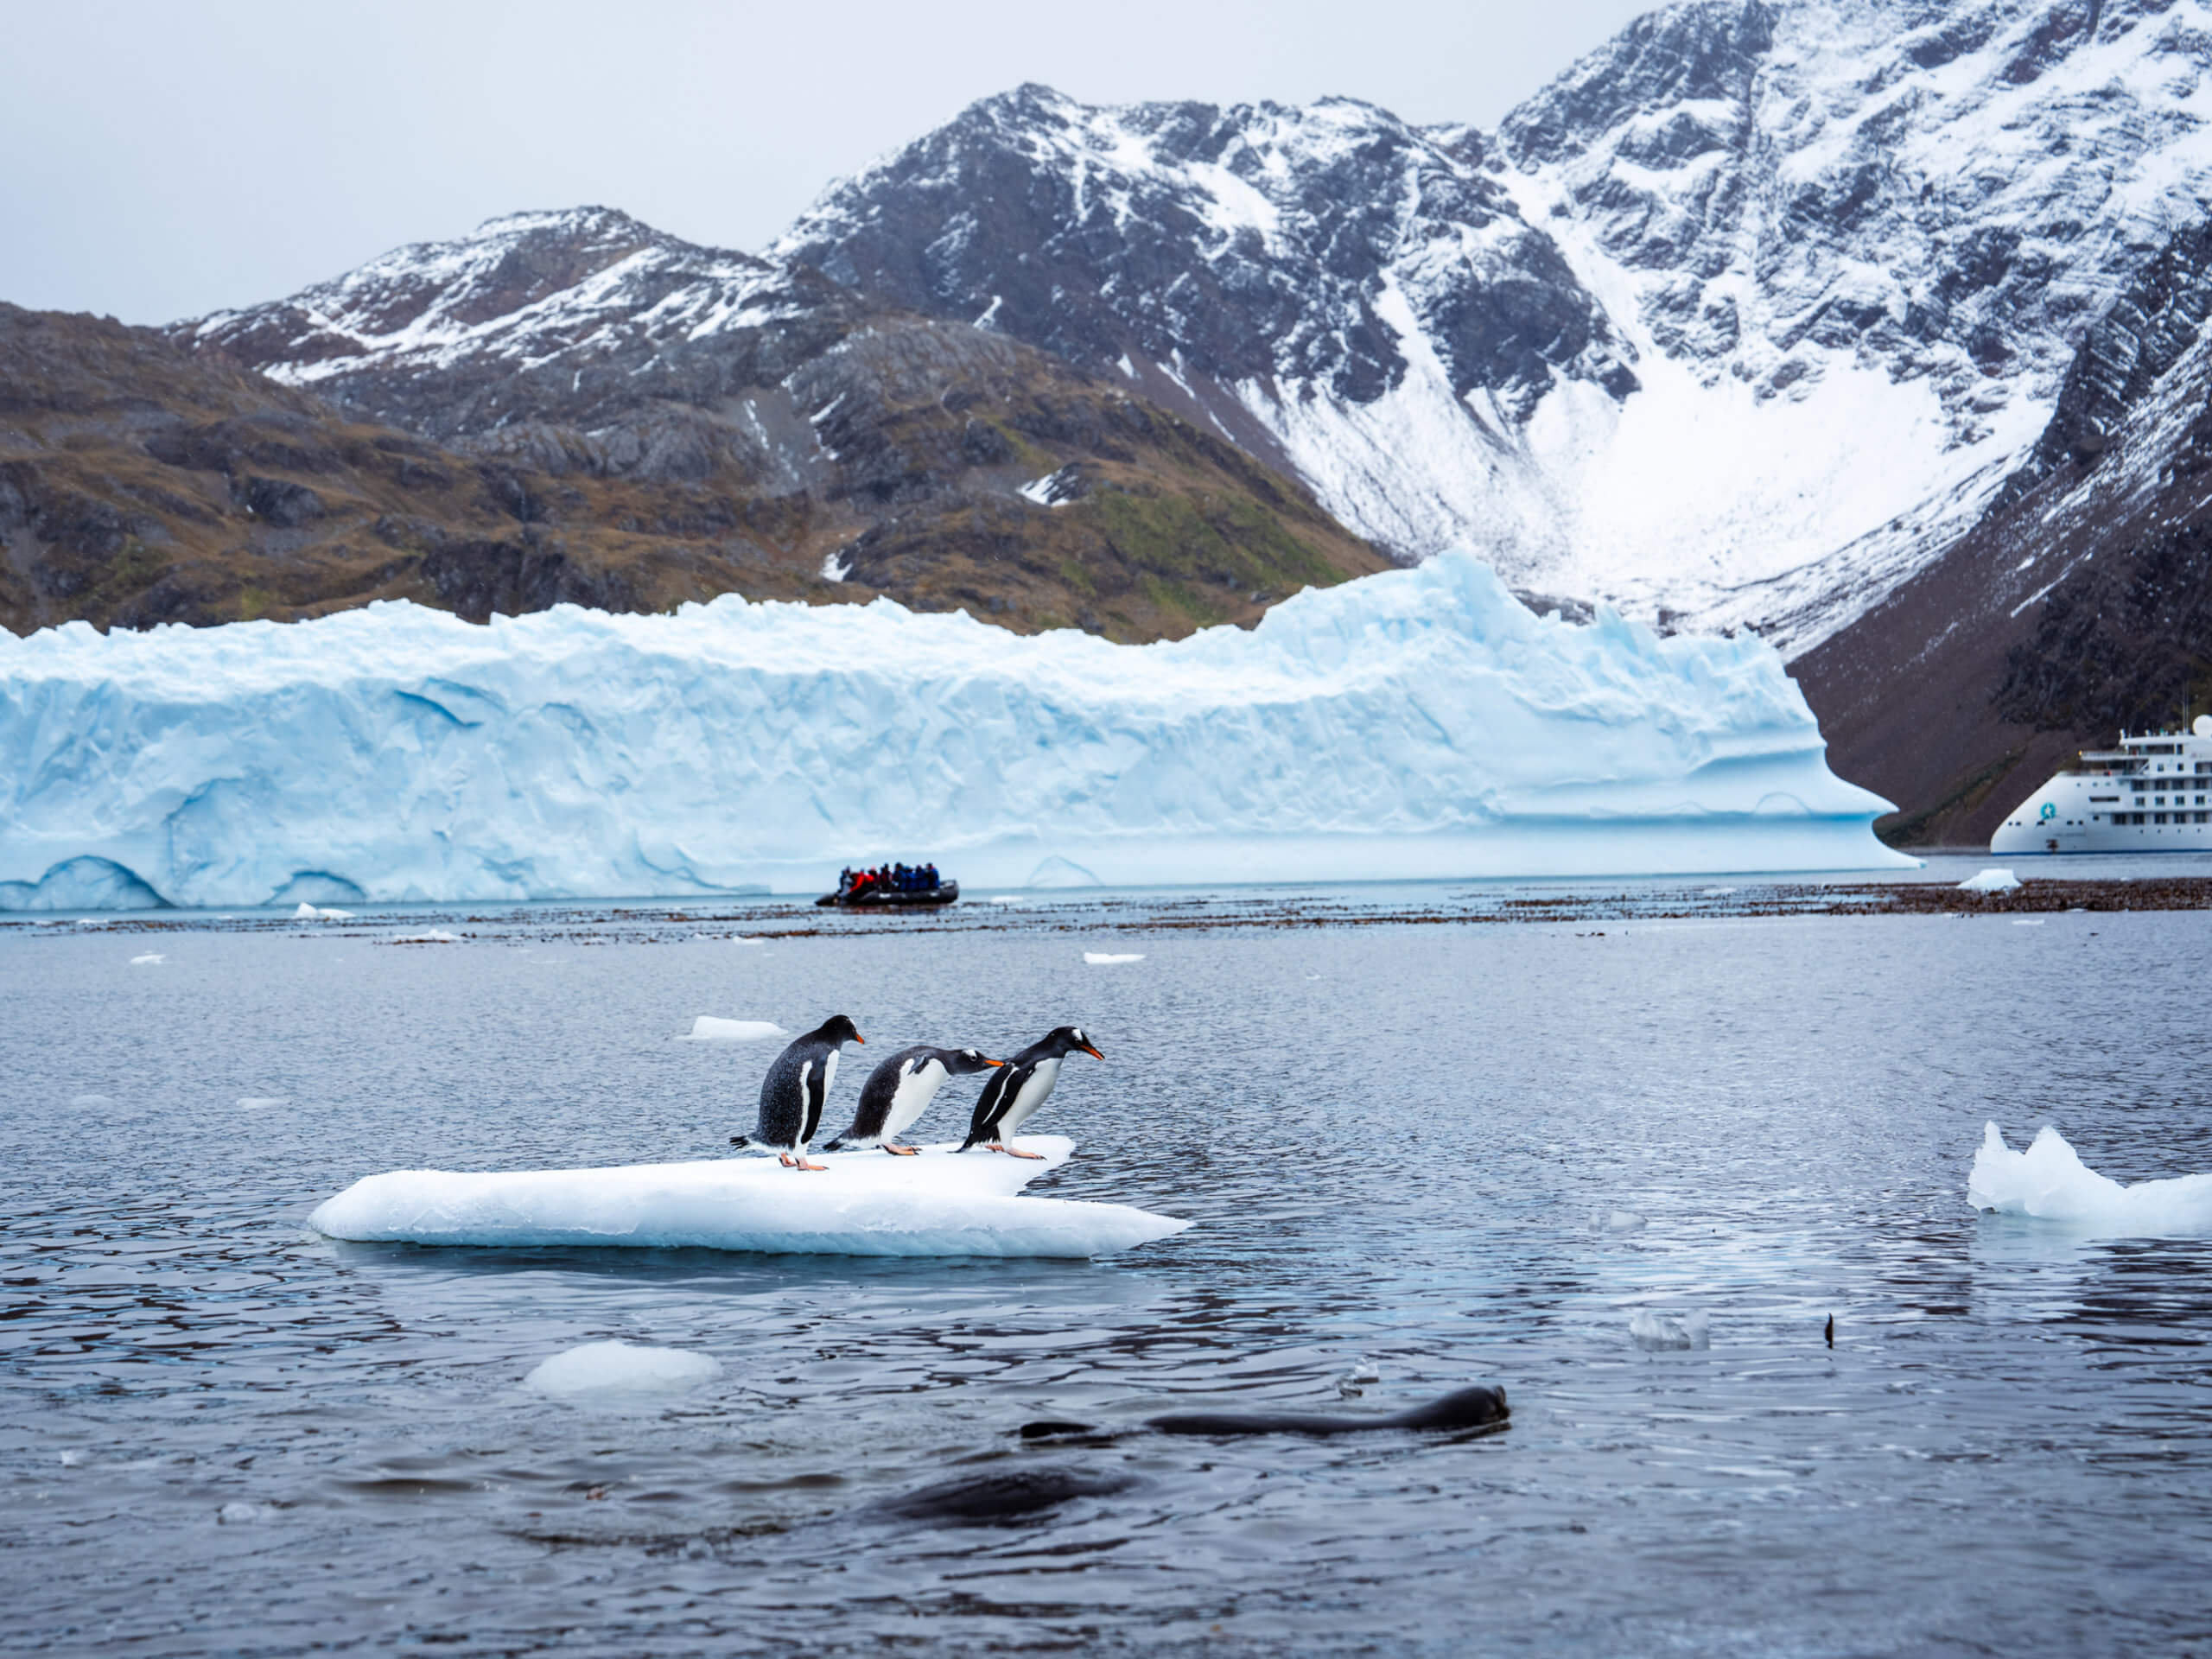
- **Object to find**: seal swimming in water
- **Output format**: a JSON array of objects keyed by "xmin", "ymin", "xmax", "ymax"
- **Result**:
[
  {"xmin": 1018, "ymin": 1382, "xmax": 1509, "ymax": 1440},
  {"xmin": 729, "ymin": 1014, "xmax": 864, "ymax": 1170},
  {"xmin": 962, "ymin": 1025, "xmax": 1103, "ymax": 1157},
  {"xmin": 824, "ymin": 1045, "xmax": 1003, "ymax": 1154},
  {"xmin": 870, "ymin": 1465, "xmax": 1137, "ymax": 1527}
]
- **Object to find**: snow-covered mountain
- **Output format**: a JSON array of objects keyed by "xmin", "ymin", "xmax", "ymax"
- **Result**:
[
  {"xmin": 163, "ymin": 0, "xmax": 2212, "ymax": 668},
  {"xmin": 778, "ymin": 0, "xmax": 2212, "ymax": 649},
  {"xmin": 161, "ymin": 210, "xmax": 1386, "ymax": 643}
]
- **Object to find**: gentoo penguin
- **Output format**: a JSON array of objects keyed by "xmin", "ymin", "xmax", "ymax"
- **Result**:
[
  {"xmin": 961, "ymin": 1026, "xmax": 1103, "ymax": 1157},
  {"xmin": 729, "ymin": 1014, "xmax": 864, "ymax": 1170},
  {"xmin": 824, "ymin": 1046, "xmax": 1005, "ymax": 1154}
]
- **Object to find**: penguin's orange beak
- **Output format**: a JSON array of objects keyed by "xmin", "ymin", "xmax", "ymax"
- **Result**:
[
  {"xmin": 1080, "ymin": 1043, "xmax": 1103, "ymax": 1060},
  {"xmin": 854, "ymin": 1033, "xmax": 866, "ymax": 1045},
  {"xmin": 984, "ymin": 1057, "xmax": 1007, "ymax": 1066}
]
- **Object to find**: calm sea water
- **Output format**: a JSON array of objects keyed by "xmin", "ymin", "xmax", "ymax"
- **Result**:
[{"xmin": 3, "ymin": 880, "xmax": 2209, "ymax": 1656}]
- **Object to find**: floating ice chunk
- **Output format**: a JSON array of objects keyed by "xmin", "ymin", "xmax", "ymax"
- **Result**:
[
  {"xmin": 1630, "ymin": 1309, "xmax": 1710, "ymax": 1351},
  {"xmin": 310, "ymin": 1136, "xmax": 1189, "ymax": 1258},
  {"xmin": 1700, "ymin": 887, "xmax": 1738, "ymax": 897},
  {"xmin": 1337, "ymin": 1357, "xmax": 1381, "ymax": 1395},
  {"xmin": 129, "ymin": 952, "xmax": 164, "ymax": 966},
  {"xmin": 2012, "ymin": 918, "xmax": 2045, "ymax": 927},
  {"xmin": 988, "ymin": 895, "xmax": 1027, "ymax": 906},
  {"xmin": 524, "ymin": 1340, "xmax": 721, "ymax": 1401},
  {"xmin": 1968, "ymin": 1122, "xmax": 2212, "ymax": 1235},
  {"xmin": 70, "ymin": 1093, "xmax": 111, "ymax": 1108},
  {"xmin": 681, "ymin": 1016, "xmax": 786, "ymax": 1042},
  {"xmin": 216, "ymin": 1501, "xmax": 278, "ymax": 1525},
  {"xmin": 293, "ymin": 902, "xmax": 355, "ymax": 920},
  {"xmin": 1596, "ymin": 1210, "xmax": 1648, "ymax": 1233},
  {"xmin": 1956, "ymin": 868, "xmax": 2020, "ymax": 893},
  {"xmin": 389, "ymin": 927, "xmax": 458, "ymax": 943},
  {"xmin": 237, "ymin": 1097, "xmax": 288, "ymax": 1110},
  {"xmin": 1084, "ymin": 951, "xmax": 1145, "ymax": 964}
]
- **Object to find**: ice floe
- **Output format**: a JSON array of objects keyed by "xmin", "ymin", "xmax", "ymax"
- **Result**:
[
  {"xmin": 1956, "ymin": 868, "xmax": 2021, "ymax": 893},
  {"xmin": 1084, "ymin": 951, "xmax": 1145, "ymax": 964},
  {"xmin": 1968, "ymin": 1122, "xmax": 2212, "ymax": 1235},
  {"xmin": 1630, "ymin": 1309, "xmax": 1710, "ymax": 1351},
  {"xmin": 524, "ymin": 1340, "xmax": 721, "ymax": 1401},
  {"xmin": 293, "ymin": 902, "xmax": 355, "ymax": 921},
  {"xmin": 390, "ymin": 928, "xmax": 458, "ymax": 943},
  {"xmin": 309, "ymin": 1135, "xmax": 1189, "ymax": 1257},
  {"xmin": 681, "ymin": 1016, "xmax": 785, "ymax": 1042},
  {"xmin": 129, "ymin": 952, "xmax": 164, "ymax": 966}
]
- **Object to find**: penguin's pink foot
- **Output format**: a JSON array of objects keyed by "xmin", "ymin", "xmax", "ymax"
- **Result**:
[
  {"xmin": 777, "ymin": 1154, "xmax": 796, "ymax": 1167},
  {"xmin": 796, "ymin": 1158, "xmax": 828, "ymax": 1172},
  {"xmin": 881, "ymin": 1143, "xmax": 920, "ymax": 1156},
  {"xmin": 992, "ymin": 1142, "xmax": 1046, "ymax": 1160}
]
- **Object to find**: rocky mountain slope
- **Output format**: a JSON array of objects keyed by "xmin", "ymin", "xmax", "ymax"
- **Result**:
[
  {"xmin": 171, "ymin": 208, "xmax": 1388, "ymax": 639},
  {"xmin": 1796, "ymin": 208, "xmax": 2212, "ymax": 843},
  {"xmin": 0, "ymin": 300, "xmax": 809, "ymax": 633},
  {"xmin": 0, "ymin": 214, "xmax": 1384, "ymax": 639},
  {"xmin": 779, "ymin": 0, "xmax": 2212, "ymax": 652}
]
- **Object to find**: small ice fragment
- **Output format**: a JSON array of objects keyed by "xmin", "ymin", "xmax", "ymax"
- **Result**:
[
  {"xmin": 1084, "ymin": 952, "xmax": 1144, "ymax": 964},
  {"xmin": 1630, "ymin": 1309, "xmax": 1710, "ymax": 1351},
  {"xmin": 1956, "ymin": 868, "xmax": 2020, "ymax": 893},
  {"xmin": 1701, "ymin": 887, "xmax": 1738, "ymax": 897},
  {"xmin": 237, "ymin": 1097, "xmax": 289, "ymax": 1110},
  {"xmin": 2012, "ymin": 919, "xmax": 2044, "ymax": 927},
  {"xmin": 70, "ymin": 1094, "xmax": 112, "ymax": 1108},
  {"xmin": 524, "ymin": 1340, "xmax": 721, "ymax": 1401},
  {"xmin": 1337, "ymin": 1357, "xmax": 1380, "ymax": 1395},
  {"xmin": 58, "ymin": 1451, "xmax": 79, "ymax": 1466},
  {"xmin": 293, "ymin": 902, "xmax": 355, "ymax": 920},
  {"xmin": 130, "ymin": 952, "xmax": 164, "ymax": 965},
  {"xmin": 1600, "ymin": 1210, "xmax": 1648, "ymax": 1233},
  {"xmin": 217, "ymin": 1501, "xmax": 277, "ymax": 1524},
  {"xmin": 988, "ymin": 895, "xmax": 1026, "ymax": 906},
  {"xmin": 681, "ymin": 1016, "xmax": 785, "ymax": 1042},
  {"xmin": 391, "ymin": 928, "xmax": 458, "ymax": 943},
  {"xmin": 1968, "ymin": 1122, "xmax": 2212, "ymax": 1233}
]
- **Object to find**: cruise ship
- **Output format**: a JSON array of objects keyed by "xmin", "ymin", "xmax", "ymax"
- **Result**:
[{"xmin": 1992, "ymin": 717, "xmax": 2212, "ymax": 854}]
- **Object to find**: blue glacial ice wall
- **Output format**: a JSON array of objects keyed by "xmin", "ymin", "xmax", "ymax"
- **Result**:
[{"xmin": 0, "ymin": 550, "xmax": 1910, "ymax": 908}]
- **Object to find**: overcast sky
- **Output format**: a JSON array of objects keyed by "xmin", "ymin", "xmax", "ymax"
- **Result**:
[{"xmin": 1, "ymin": 0, "xmax": 1652, "ymax": 326}]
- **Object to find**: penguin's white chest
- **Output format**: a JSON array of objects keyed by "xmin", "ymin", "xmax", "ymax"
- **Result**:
[
  {"xmin": 998, "ymin": 1056, "xmax": 1062, "ymax": 1135},
  {"xmin": 883, "ymin": 1058, "xmax": 948, "ymax": 1139}
]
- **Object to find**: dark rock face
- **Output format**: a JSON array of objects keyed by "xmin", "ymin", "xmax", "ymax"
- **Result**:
[
  {"xmin": 777, "ymin": 85, "xmax": 1637, "ymax": 423},
  {"xmin": 1795, "ymin": 207, "xmax": 2212, "ymax": 844}
]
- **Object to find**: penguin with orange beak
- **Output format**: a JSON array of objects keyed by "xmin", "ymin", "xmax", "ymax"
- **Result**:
[{"xmin": 961, "ymin": 1026, "xmax": 1103, "ymax": 1157}]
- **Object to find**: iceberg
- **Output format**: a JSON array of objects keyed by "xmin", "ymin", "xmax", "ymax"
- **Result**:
[
  {"xmin": 308, "ymin": 1135, "xmax": 1191, "ymax": 1257},
  {"xmin": 0, "ymin": 550, "xmax": 1910, "ymax": 908},
  {"xmin": 1957, "ymin": 868, "xmax": 2022, "ymax": 893},
  {"xmin": 1967, "ymin": 1122, "xmax": 2212, "ymax": 1235}
]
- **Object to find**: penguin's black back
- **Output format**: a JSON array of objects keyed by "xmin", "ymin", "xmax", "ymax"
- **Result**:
[{"xmin": 750, "ymin": 1018, "xmax": 854, "ymax": 1149}]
